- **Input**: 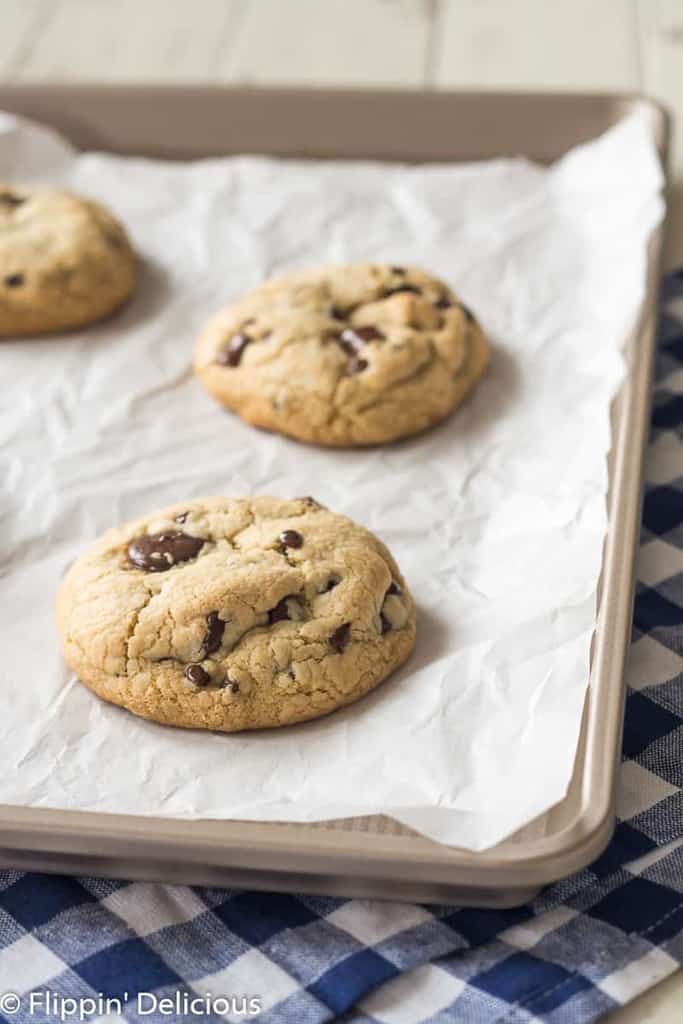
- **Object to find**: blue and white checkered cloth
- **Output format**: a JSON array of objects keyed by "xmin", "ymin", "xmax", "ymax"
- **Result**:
[{"xmin": 2, "ymin": 271, "xmax": 683, "ymax": 1024}]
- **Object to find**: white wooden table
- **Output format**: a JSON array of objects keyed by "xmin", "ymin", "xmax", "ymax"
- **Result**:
[{"xmin": 1, "ymin": 1, "xmax": 681, "ymax": 1019}]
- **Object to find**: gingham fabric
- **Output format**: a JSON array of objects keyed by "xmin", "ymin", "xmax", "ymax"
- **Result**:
[{"xmin": 1, "ymin": 272, "xmax": 683, "ymax": 1024}]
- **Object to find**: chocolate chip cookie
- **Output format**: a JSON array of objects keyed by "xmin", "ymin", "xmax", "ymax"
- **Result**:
[
  {"xmin": 194, "ymin": 263, "xmax": 489, "ymax": 446},
  {"xmin": 56, "ymin": 497, "xmax": 416, "ymax": 732},
  {"xmin": 0, "ymin": 185, "xmax": 136, "ymax": 336}
]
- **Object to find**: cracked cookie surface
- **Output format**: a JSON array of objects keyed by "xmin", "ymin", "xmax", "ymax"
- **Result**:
[
  {"xmin": 0, "ymin": 184, "xmax": 136, "ymax": 336},
  {"xmin": 194, "ymin": 262, "xmax": 489, "ymax": 446},
  {"xmin": 56, "ymin": 496, "xmax": 416, "ymax": 732}
]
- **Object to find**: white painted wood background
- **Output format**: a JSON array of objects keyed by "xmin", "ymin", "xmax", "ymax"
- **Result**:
[{"xmin": 1, "ymin": 1, "xmax": 682, "ymax": 1019}]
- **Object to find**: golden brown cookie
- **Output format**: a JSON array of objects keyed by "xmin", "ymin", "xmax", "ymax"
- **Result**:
[
  {"xmin": 56, "ymin": 496, "xmax": 416, "ymax": 732},
  {"xmin": 194, "ymin": 262, "xmax": 489, "ymax": 446},
  {"xmin": 0, "ymin": 184, "xmax": 136, "ymax": 336}
]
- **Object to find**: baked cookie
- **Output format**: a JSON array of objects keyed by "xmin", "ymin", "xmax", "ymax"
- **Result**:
[
  {"xmin": 194, "ymin": 262, "xmax": 489, "ymax": 446},
  {"xmin": 0, "ymin": 184, "xmax": 136, "ymax": 336},
  {"xmin": 56, "ymin": 496, "xmax": 416, "ymax": 732}
]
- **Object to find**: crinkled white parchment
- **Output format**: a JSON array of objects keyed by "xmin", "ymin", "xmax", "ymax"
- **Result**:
[{"xmin": 0, "ymin": 110, "xmax": 663, "ymax": 850}]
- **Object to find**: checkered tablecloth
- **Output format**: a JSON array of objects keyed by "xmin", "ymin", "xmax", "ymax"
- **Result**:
[{"xmin": 1, "ymin": 271, "xmax": 683, "ymax": 1024}]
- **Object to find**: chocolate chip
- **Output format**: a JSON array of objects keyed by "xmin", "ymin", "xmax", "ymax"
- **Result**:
[
  {"xmin": 339, "ymin": 325, "xmax": 384, "ymax": 354},
  {"xmin": 330, "ymin": 622, "xmax": 351, "ymax": 653},
  {"xmin": 4, "ymin": 273, "xmax": 24, "ymax": 288},
  {"xmin": 279, "ymin": 529, "xmax": 303, "ymax": 551},
  {"xmin": 321, "ymin": 576, "xmax": 339, "ymax": 593},
  {"xmin": 201, "ymin": 611, "xmax": 225, "ymax": 656},
  {"xmin": 0, "ymin": 191, "xmax": 25, "ymax": 208},
  {"xmin": 268, "ymin": 597, "xmax": 291, "ymax": 624},
  {"xmin": 329, "ymin": 305, "xmax": 346, "ymax": 320},
  {"xmin": 391, "ymin": 266, "xmax": 406, "ymax": 274},
  {"xmin": 127, "ymin": 531, "xmax": 204, "ymax": 572},
  {"xmin": 216, "ymin": 332, "xmax": 251, "ymax": 367},
  {"xmin": 225, "ymin": 678, "xmax": 240, "ymax": 694},
  {"xmin": 387, "ymin": 581, "xmax": 402, "ymax": 596},
  {"xmin": 185, "ymin": 663, "xmax": 210, "ymax": 687},
  {"xmin": 346, "ymin": 356, "xmax": 368, "ymax": 375},
  {"xmin": 384, "ymin": 284, "xmax": 422, "ymax": 297},
  {"xmin": 380, "ymin": 613, "xmax": 392, "ymax": 634},
  {"xmin": 174, "ymin": 512, "xmax": 188, "ymax": 524},
  {"xmin": 434, "ymin": 296, "xmax": 453, "ymax": 309}
]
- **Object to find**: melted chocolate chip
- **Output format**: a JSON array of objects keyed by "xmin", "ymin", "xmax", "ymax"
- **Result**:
[
  {"xmin": 185, "ymin": 663, "xmax": 210, "ymax": 687},
  {"xmin": 201, "ymin": 611, "xmax": 225, "ymax": 656},
  {"xmin": 216, "ymin": 332, "xmax": 251, "ymax": 367},
  {"xmin": 0, "ymin": 191, "xmax": 25, "ymax": 208},
  {"xmin": 346, "ymin": 356, "xmax": 368, "ymax": 375},
  {"xmin": 380, "ymin": 613, "xmax": 392, "ymax": 634},
  {"xmin": 329, "ymin": 305, "xmax": 346, "ymax": 320},
  {"xmin": 434, "ymin": 296, "xmax": 453, "ymax": 309},
  {"xmin": 330, "ymin": 622, "xmax": 351, "ymax": 653},
  {"xmin": 268, "ymin": 597, "xmax": 291, "ymax": 624},
  {"xmin": 339, "ymin": 325, "xmax": 384, "ymax": 354},
  {"xmin": 127, "ymin": 531, "xmax": 204, "ymax": 572},
  {"xmin": 4, "ymin": 273, "xmax": 24, "ymax": 288},
  {"xmin": 384, "ymin": 283, "xmax": 422, "ymax": 297},
  {"xmin": 279, "ymin": 529, "xmax": 303, "ymax": 551},
  {"xmin": 387, "ymin": 581, "xmax": 402, "ymax": 596}
]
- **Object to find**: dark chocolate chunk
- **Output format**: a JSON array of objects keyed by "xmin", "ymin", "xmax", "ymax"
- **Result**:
[
  {"xmin": 330, "ymin": 622, "xmax": 351, "ymax": 653},
  {"xmin": 0, "ymin": 191, "xmax": 25, "ymax": 209},
  {"xmin": 380, "ymin": 613, "xmax": 392, "ymax": 634},
  {"xmin": 201, "ymin": 611, "xmax": 225, "ymax": 656},
  {"xmin": 339, "ymin": 325, "xmax": 384, "ymax": 354},
  {"xmin": 279, "ymin": 529, "xmax": 303, "ymax": 551},
  {"xmin": 185, "ymin": 663, "xmax": 210, "ymax": 687},
  {"xmin": 384, "ymin": 284, "xmax": 422, "ymax": 297},
  {"xmin": 346, "ymin": 356, "xmax": 368, "ymax": 375},
  {"xmin": 215, "ymin": 332, "xmax": 251, "ymax": 367},
  {"xmin": 329, "ymin": 305, "xmax": 346, "ymax": 320},
  {"xmin": 434, "ymin": 296, "xmax": 453, "ymax": 309},
  {"xmin": 387, "ymin": 581, "xmax": 402, "ymax": 596},
  {"xmin": 127, "ymin": 531, "xmax": 204, "ymax": 572},
  {"xmin": 268, "ymin": 597, "xmax": 291, "ymax": 624},
  {"xmin": 4, "ymin": 273, "xmax": 24, "ymax": 288}
]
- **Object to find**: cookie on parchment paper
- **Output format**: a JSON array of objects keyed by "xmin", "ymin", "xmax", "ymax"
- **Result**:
[
  {"xmin": 194, "ymin": 262, "xmax": 489, "ymax": 446},
  {"xmin": 56, "ymin": 496, "xmax": 416, "ymax": 732},
  {"xmin": 0, "ymin": 185, "xmax": 136, "ymax": 336}
]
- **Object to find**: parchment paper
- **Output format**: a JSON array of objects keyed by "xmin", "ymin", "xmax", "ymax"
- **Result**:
[{"xmin": 0, "ymin": 110, "xmax": 664, "ymax": 851}]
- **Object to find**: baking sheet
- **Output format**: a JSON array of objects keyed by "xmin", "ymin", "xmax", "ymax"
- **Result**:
[{"xmin": 0, "ymin": 109, "xmax": 664, "ymax": 852}]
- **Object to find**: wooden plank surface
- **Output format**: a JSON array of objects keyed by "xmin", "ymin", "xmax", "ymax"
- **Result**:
[
  {"xmin": 215, "ymin": 0, "xmax": 432, "ymax": 86},
  {"xmin": 12, "ymin": 0, "xmax": 245, "ymax": 83},
  {"xmin": 637, "ymin": 0, "xmax": 683, "ymax": 271},
  {"xmin": 435, "ymin": 0, "xmax": 641, "ymax": 91}
]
